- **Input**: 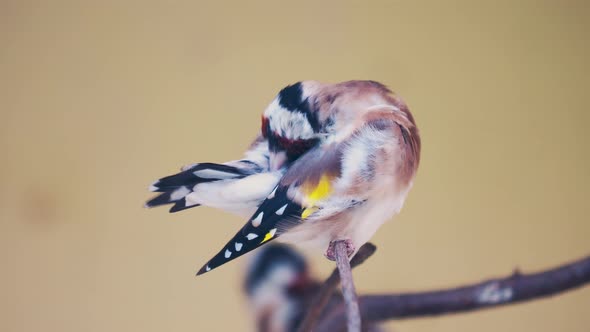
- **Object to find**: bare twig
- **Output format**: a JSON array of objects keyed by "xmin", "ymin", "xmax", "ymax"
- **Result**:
[
  {"xmin": 316, "ymin": 254, "xmax": 590, "ymax": 332},
  {"xmin": 296, "ymin": 243, "xmax": 376, "ymax": 332},
  {"xmin": 334, "ymin": 240, "xmax": 361, "ymax": 332}
]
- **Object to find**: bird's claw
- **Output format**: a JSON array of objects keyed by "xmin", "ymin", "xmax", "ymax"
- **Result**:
[{"xmin": 325, "ymin": 239, "xmax": 356, "ymax": 261}]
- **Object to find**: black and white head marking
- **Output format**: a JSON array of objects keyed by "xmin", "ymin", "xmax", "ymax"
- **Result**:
[
  {"xmin": 277, "ymin": 82, "xmax": 321, "ymax": 132},
  {"xmin": 262, "ymin": 82, "xmax": 324, "ymax": 163}
]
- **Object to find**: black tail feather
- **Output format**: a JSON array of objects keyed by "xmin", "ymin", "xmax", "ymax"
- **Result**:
[
  {"xmin": 146, "ymin": 162, "xmax": 251, "ymax": 213},
  {"xmin": 145, "ymin": 192, "xmax": 175, "ymax": 207},
  {"xmin": 151, "ymin": 171, "xmax": 214, "ymax": 192},
  {"xmin": 169, "ymin": 199, "xmax": 200, "ymax": 213}
]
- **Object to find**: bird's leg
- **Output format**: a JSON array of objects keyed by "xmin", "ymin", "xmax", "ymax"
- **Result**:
[
  {"xmin": 325, "ymin": 239, "xmax": 355, "ymax": 261},
  {"xmin": 296, "ymin": 243, "xmax": 376, "ymax": 332},
  {"xmin": 331, "ymin": 240, "xmax": 361, "ymax": 332}
]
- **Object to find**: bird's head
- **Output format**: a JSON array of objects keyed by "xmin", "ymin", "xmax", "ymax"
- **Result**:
[
  {"xmin": 244, "ymin": 243, "xmax": 310, "ymax": 297},
  {"xmin": 262, "ymin": 82, "xmax": 325, "ymax": 169},
  {"xmin": 243, "ymin": 244, "xmax": 313, "ymax": 332}
]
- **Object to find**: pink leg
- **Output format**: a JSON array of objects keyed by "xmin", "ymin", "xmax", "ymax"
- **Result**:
[{"xmin": 325, "ymin": 239, "xmax": 356, "ymax": 261}]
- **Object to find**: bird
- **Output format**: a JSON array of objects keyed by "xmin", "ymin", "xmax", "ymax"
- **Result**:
[
  {"xmin": 243, "ymin": 243, "xmax": 313, "ymax": 332},
  {"xmin": 145, "ymin": 80, "xmax": 421, "ymax": 275},
  {"xmin": 243, "ymin": 243, "xmax": 386, "ymax": 332}
]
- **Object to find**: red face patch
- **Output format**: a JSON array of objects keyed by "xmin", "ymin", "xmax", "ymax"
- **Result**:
[{"xmin": 261, "ymin": 116, "xmax": 270, "ymax": 138}]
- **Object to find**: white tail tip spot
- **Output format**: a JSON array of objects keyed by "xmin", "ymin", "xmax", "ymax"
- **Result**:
[
  {"xmin": 275, "ymin": 204, "xmax": 288, "ymax": 215},
  {"xmin": 251, "ymin": 212, "xmax": 264, "ymax": 227}
]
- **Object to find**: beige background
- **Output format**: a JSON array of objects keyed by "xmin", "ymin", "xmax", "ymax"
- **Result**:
[{"xmin": 1, "ymin": 1, "xmax": 589, "ymax": 331}]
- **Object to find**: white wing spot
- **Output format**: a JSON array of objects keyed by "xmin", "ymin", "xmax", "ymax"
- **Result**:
[
  {"xmin": 268, "ymin": 228, "xmax": 277, "ymax": 238},
  {"xmin": 246, "ymin": 233, "xmax": 258, "ymax": 240},
  {"xmin": 205, "ymin": 265, "xmax": 211, "ymax": 272},
  {"xmin": 193, "ymin": 169, "xmax": 240, "ymax": 179},
  {"xmin": 149, "ymin": 181, "xmax": 159, "ymax": 192},
  {"xmin": 235, "ymin": 242, "xmax": 243, "ymax": 252},
  {"xmin": 224, "ymin": 249, "xmax": 232, "ymax": 259},
  {"xmin": 170, "ymin": 186, "xmax": 190, "ymax": 201},
  {"xmin": 251, "ymin": 212, "xmax": 264, "ymax": 227},
  {"xmin": 184, "ymin": 199, "xmax": 199, "ymax": 207},
  {"xmin": 268, "ymin": 187, "xmax": 277, "ymax": 199},
  {"xmin": 275, "ymin": 204, "xmax": 288, "ymax": 216}
]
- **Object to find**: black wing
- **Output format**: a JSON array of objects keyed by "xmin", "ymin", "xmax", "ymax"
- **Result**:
[{"xmin": 196, "ymin": 184, "xmax": 304, "ymax": 275}]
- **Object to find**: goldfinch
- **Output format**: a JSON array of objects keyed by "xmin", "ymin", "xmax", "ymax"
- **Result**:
[
  {"xmin": 244, "ymin": 244, "xmax": 386, "ymax": 332},
  {"xmin": 145, "ymin": 80, "xmax": 420, "ymax": 275},
  {"xmin": 244, "ymin": 244, "xmax": 312, "ymax": 332}
]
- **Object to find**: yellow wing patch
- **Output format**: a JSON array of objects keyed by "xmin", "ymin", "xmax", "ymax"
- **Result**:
[
  {"xmin": 301, "ymin": 206, "xmax": 318, "ymax": 219},
  {"xmin": 301, "ymin": 174, "xmax": 333, "ymax": 219},
  {"xmin": 260, "ymin": 228, "xmax": 277, "ymax": 244}
]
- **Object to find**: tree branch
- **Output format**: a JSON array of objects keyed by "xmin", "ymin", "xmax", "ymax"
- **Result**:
[
  {"xmin": 296, "ymin": 243, "xmax": 376, "ymax": 332},
  {"xmin": 334, "ymin": 240, "xmax": 361, "ymax": 332},
  {"xmin": 316, "ymin": 254, "xmax": 590, "ymax": 332}
]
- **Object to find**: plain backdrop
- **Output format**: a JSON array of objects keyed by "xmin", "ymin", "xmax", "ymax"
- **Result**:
[{"xmin": 1, "ymin": 1, "xmax": 589, "ymax": 331}]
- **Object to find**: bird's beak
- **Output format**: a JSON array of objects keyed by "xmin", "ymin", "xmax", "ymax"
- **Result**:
[{"xmin": 270, "ymin": 152, "xmax": 287, "ymax": 170}]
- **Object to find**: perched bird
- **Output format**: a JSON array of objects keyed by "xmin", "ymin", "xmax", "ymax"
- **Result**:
[
  {"xmin": 145, "ymin": 80, "xmax": 420, "ymax": 275},
  {"xmin": 244, "ymin": 243, "xmax": 385, "ymax": 332},
  {"xmin": 244, "ymin": 244, "xmax": 313, "ymax": 332}
]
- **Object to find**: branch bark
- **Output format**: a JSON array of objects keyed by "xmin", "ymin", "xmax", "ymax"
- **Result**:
[
  {"xmin": 296, "ymin": 243, "xmax": 376, "ymax": 332},
  {"xmin": 334, "ymin": 240, "xmax": 361, "ymax": 332},
  {"xmin": 316, "ymin": 254, "xmax": 590, "ymax": 332}
]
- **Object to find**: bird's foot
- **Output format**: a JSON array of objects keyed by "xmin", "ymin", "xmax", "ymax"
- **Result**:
[{"xmin": 325, "ymin": 239, "xmax": 355, "ymax": 261}]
